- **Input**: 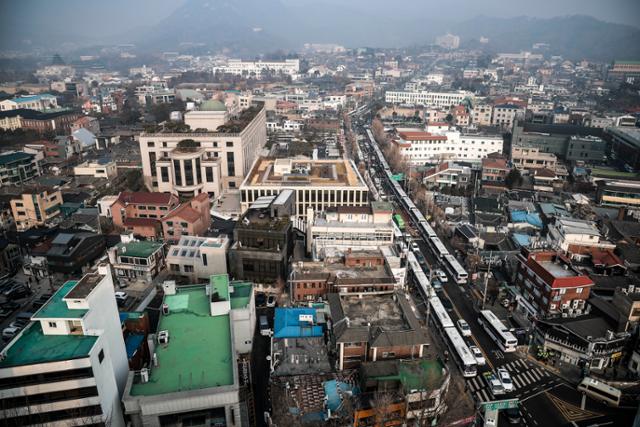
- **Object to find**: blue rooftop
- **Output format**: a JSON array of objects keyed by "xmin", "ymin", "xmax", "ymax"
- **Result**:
[
  {"xmin": 274, "ymin": 308, "xmax": 323, "ymax": 339},
  {"xmin": 125, "ymin": 334, "xmax": 145, "ymax": 359},
  {"xmin": 510, "ymin": 210, "xmax": 543, "ymax": 228},
  {"xmin": 13, "ymin": 94, "xmax": 55, "ymax": 103},
  {"xmin": 512, "ymin": 233, "xmax": 532, "ymax": 248}
]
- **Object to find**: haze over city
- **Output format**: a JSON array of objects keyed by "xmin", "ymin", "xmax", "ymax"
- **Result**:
[{"xmin": 0, "ymin": 1, "xmax": 638, "ymax": 427}]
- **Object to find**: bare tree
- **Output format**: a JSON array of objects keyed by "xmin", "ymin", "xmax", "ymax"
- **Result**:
[{"xmin": 373, "ymin": 390, "xmax": 401, "ymax": 426}]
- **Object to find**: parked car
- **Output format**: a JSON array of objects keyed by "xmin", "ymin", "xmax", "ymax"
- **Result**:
[
  {"xmin": 435, "ymin": 269, "xmax": 448, "ymax": 283},
  {"xmin": 266, "ymin": 295, "xmax": 277, "ymax": 308},
  {"xmin": 9, "ymin": 318, "xmax": 28, "ymax": 329},
  {"xmin": 115, "ymin": 291, "xmax": 128, "ymax": 306},
  {"xmin": 431, "ymin": 279, "xmax": 443, "ymax": 292},
  {"xmin": 457, "ymin": 319, "xmax": 472, "ymax": 337},
  {"xmin": 414, "ymin": 252, "xmax": 427, "ymax": 265},
  {"xmin": 259, "ymin": 315, "xmax": 272, "ymax": 336},
  {"xmin": 469, "ymin": 345, "xmax": 486, "ymax": 366},
  {"xmin": 498, "ymin": 368, "xmax": 514, "ymax": 392},
  {"xmin": 255, "ymin": 293, "xmax": 266, "ymax": 307},
  {"xmin": 2, "ymin": 326, "xmax": 21, "ymax": 341},
  {"xmin": 4, "ymin": 285, "xmax": 31, "ymax": 299},
  {"xmin": 410, "ymin": 242, "xmax": 420, "ymax": 251},
  {"xmin": 1, "ymin": 301, "xmax": 20, "ymax": 311},
  {"xmin": 441, "ymin": 297, "xmax": 454, "ymax": 312}
]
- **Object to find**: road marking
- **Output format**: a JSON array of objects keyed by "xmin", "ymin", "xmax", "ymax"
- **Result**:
[
  {"xmin": 478, "ymin": 389, "xmax": 490, "ymax": 402},
  {"xmin": 517, "ymin": 359, "xmax": 528, "ymax": 369},
  {"xmin": 521, "ymin": 383, "xmax": 562, "ymax": 402},
  {"xmin": 545, "ymin": 391, "xmax": 603, "ymax": 422},
  {"xmin": 513, "ymin": 376, "xmax": 523, "ymax": 388}
]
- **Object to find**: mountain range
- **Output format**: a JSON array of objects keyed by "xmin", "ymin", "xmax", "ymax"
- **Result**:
[{"xmin": 2, "ymin": 0, "xmax": 639, "ymax": 61}]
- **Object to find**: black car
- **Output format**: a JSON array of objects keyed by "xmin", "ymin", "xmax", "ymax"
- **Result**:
[
  {"xmin": 5, "ymin": 285, "xmax": 31, "ymax": 299},
  {"xmin": 255, "ymin": 293, "xmax": 267, "ymax": 307},
  {"xmin": 441, "ymin": 297, "xmax": 454, "ymax": 312},
  {"xmin": 1, "ymin": 301, "xmax": 20, "ymax": 311}
]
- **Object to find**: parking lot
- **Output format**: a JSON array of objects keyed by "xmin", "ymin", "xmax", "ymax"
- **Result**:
[{"xmin": 0, "ymin": 270, "xmax": 62, "ymax": 350}]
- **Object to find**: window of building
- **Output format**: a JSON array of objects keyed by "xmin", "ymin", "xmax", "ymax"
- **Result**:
[
  {"xmin": 227, "ymin": 152, "xmax": 235, "ymax": 176},
  {"xmin": 576, "ymin": 287, "xmax": 583, "ymax": 294},
  {"xmin": 206, "ymin": 167, "xmax": 214, "ymax": 182},
  {"xmin": 202, "ymin": 254, "xmax": 207, "ymax": 266},
  {"xmin": 147, "ymin": 141, "xmax": 155, "ymax": 147},
  {"xmin": 160, "ymin": 166, "xmax": 169, "ymax": 182},
  {"xmin": 226, "ymin": 141, "xmax": 234, "ymax": 147},
  {"xmin": 98, "ymin": 349, "xmax": 104, "ymax": 363},
  {"xmin": 184, "ymin": 265, "xmax": 194, "ymax": 273},
  {"xmin": 48, "ymin": 322, "xmax": 57, "ymax": 328},
  {"xmin": 170, "ymin": 264, "xmax": 180, "ymax": 272},
  {"xmin": 229, "ymin": 181, "xmax": 236, "ymax": 188}
]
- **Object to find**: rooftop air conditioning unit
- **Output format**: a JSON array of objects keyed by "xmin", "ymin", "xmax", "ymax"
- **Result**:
[
  {"xmin": 158, "ymin": 330, "xmax": 170, "ymax": 345},
  {"xmin": 140, "ymin": 368, "xmax": 149, "ymax": 383},
  {"xmin": 162, "ymin": 304, "xmax": 170, "ymax": 315}
]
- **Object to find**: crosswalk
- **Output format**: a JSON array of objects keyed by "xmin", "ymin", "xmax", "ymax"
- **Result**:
[{"xmin": 467, "ymin": 359, "xmax": 555, "ymax": 403}]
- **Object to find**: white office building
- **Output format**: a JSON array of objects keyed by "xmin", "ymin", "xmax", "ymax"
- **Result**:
[
  {"xmin": 213, "ymin": 58, "xmax": 300, "ymax": 80},
  {"xmin": 0, "ymin": 267, "xmax": 128, "ymax": 426},
  {"xmin": 393, "ymin": 124, "xmax": 503, "ymax": 164},
  {"xmin": 385, "ymin": 90, "xmax": 474, "ymax": 108}
]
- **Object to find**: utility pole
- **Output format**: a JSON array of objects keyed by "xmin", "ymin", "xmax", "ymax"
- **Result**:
[{"xmin": 482, "ymin": 251, "xmax": 493, "ymax": 310}]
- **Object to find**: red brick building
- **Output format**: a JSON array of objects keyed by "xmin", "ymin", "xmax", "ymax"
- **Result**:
[
  {"xmin": 515, "ymin": 249, "xmax": 594, "ymax": 318},
  {"xmin": 111, "ymin": 192, "xmax": 179, "ymax": 239},
  {"xmin": 161, "ymin": 193, "xmax": 211, "ymax": 242}
]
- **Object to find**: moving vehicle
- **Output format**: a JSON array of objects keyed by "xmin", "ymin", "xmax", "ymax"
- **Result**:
[
  {"xmin": 431, "ymin": 279, "xmax": 442, "ymax": 292},
  {"xmin": 435, "ymin": 269, "xmax": 448, "ymax": 283},
  {"xmin": 457, "ymin": 319, "xmax": 472, "ymax": 337},
  {"xmin": 441, "ymin": 297, "xmax": 454, "ymax": 312},
  {"xmin": 410, "ymin": 241, "xmax": 420, "ymax": 251},
  {"xmin": 577, "ymin": 377, "xmax": 621, "ymax": 407},
  {"xmin": 505, "ymin": 407, "xmax": 522, "ymax": 424},
  {"xmin": 485, "ymin": 372, "xmax": 505, "ymax": 396},
  {"xmin": 443, "ymin": 254, "xmax": 468, "ymax": 285},
  {"xmin": 478, "ymin": 310, "xmax": 518, "ymax": 353},
  {"xmin": 259, "ymin": 315, "xmax": 272, "ymax": 336},
  {"xmin": 393, "ymin": 214, "xmax": 405, "ymax": 231},
  {"xmin": 414, "ymin": 252, "xmax": 427, "ymax": 266},
  {"xmin": 498, "ymin": 368, "xmax": 514, "ymax": 392},
  {"xmin": 469, "ymin": 346, "xmax": 486, "ymax": 366},
  {"xmin": 255, "ymin": 293, "xmax": 266, "ymax": 307}
]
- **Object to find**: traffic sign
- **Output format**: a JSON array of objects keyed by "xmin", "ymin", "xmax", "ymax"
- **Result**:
[{"xmin": 481, "ymin": 398, "xmax": 519, "ymax": 411}]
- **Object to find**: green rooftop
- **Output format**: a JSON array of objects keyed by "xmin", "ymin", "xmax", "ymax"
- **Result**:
[
  {"xmin": 211, "ymin": 274, "xmax": 230, "ymax": 301},
  {"xmin": 130, "ymin": 285, "xmax": 234, "ymax": 396},
  {"xmin": 0, "ymin": 321, "xmax": 97, "ymax": 368},
  {"xmin": 373, "ymin": 359, "xmax": 445, "ymax": 393},
  {"xmin": 116, "ymin": 240, "xmax": 164, "ymax": 259},
  {"xmin": 32, "ymin": 281, "xmax": 88, "ymax": 320},
  {"xmin": 230, "ymin": 281, "xmax": 253, "ymax": 309}
]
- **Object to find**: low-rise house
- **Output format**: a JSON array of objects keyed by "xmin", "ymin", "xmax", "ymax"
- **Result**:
[
  {"xmin": 423, "ymin": 162, "xmax": 471, "ymax": 188},
  {"xmin": 110, "ymin": 192, "xmax": 179, "ymax": 237},
  {"xmin": 108, "ymin": 239, "xmax": 166, "ymax": 285},
  {"xmin": 511, "ymin": 145, "xmax": 557, "ymax": 171},
  {"xmin": 74, "ymin": 159, "xmax": 118, "ymax": 179},
  {"xmin": 328, "ymin": 292, "xmax": 430, "ymax": 370},
  {"xmin": 534, "ymin": 315, "xmax": 630, "ymax": 371},
  {"xmin": 161, "ymin": 193, "xmax": 211, "ymax": 242},
  {"xmin": 166, "ymin": 235, "xmax": 230, "ymax": 281},
  {"xmin": 46, "ymin": 231, "xmax": 106, "ymax": 274},
  {"xmin": 0, "ymin": 151, "xmax": 41, "ymax": 187},
  {"xmin": 547, "ymin": 217, "xmax": 615, "ymax": 255},
  {"xmin": 10, "ymin": 187, "xmax": 63, "ymax": 231},
  {"xmin": 481, "ymin": 157, "xmax": 509, "ymax": 191}
]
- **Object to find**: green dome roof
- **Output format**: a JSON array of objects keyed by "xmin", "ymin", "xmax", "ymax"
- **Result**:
[{"xmin": 200, "ymin": 100, "xmax": 227, "ymax": 112}]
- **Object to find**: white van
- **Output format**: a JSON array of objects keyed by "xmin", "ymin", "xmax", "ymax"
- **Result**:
[{"xmin": 577, "ymin": 377, "xmax": 621, "ymax": 407}]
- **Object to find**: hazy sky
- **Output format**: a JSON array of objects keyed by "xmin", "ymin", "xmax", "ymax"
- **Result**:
[{"xmin": 0, "ymin": 0, "xmax": 638, "ymax": 42}]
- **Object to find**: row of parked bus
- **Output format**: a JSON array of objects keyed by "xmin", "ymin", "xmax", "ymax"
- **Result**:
[{"xmin": 365, "ymin": 129, "xmax": 468, "ymax": 285}]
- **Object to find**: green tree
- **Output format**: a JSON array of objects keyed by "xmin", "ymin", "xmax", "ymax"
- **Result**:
[{"xmin": 505, "ymin": 168, "xmax": 523, "ymax": 189}]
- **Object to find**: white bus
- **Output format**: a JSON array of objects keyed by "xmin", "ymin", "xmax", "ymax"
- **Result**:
[
  {"xmin": 429, "ymin": 296, "xmax": 455, "ymax": 330},
  {"xmin": 478, "ymin": 310, "xmax": 518, "ymax": 353},
  {"xmin": 429, "ymin": 237, "xmax": 450, "ymax": 258},
  {"xmin": 444, "ymin": 326, "xmax": 478, "ymax": 378},
  {"xmin": 443, "ymin": 254, "xmax": 469, "ymax": 285},
  {"xmin": 577, "ymin": 377, "xmax": 621, "ymax": 407},
  {"xmin": 410, "ymin": 257, "xmax": 431, "ymax": 299}
]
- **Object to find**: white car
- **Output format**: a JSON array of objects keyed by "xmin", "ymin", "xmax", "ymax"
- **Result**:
[
  {"xmin": 469, "ymin": 346, "xmax": 486, "ymax": 366},
  {"xmin": 486, "ymin": 373, "xmax": 505, "ymax": 396},
  {"xmin": 115, "ymin": 291, "xmax": 128, "ymax": 305},
  {"xmin": 498, "ymin": 368, "xmax": 514, "ymax": 392},
  {"xmin": 457, "ymin": 319, "xmax": 472, "ymax": 337},
  {"xmin": 435, "ymin": 270, "xmax": 448, "ymax": 283},
  {"xmin": 410, "ymin": 242, "xmax": 420, "ymax": 251}
]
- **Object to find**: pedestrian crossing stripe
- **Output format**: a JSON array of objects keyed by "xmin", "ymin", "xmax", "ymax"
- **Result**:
[{"xmin": 546, "ymin": 392, "xmax": 603, "ymax": 422}]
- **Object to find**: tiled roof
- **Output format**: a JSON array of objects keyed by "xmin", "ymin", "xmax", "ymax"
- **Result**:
[{"xmin": 117, "ymin": 191, "xmax": 175, "ymax": 205}]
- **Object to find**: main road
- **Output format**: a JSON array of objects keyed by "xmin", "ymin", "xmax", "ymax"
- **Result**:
[{"xmin": 351, "ymin": 110, "xmax": 636, "ymax": 427}]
